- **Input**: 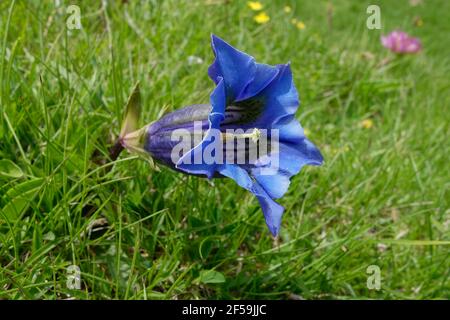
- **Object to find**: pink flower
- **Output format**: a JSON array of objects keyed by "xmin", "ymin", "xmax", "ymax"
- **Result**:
[{"xmin": 381, "ymin": 30, "xmax": 422, "ymax": 54}]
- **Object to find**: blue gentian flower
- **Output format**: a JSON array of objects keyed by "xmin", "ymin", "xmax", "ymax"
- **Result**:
[{"xmin": 121, "ymin": 35, "xmax": 323, "ymax": 236}]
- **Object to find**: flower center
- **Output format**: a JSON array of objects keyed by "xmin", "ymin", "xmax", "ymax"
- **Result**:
[
  {"xmin": 223, "ymin": 98, "xmax": 264, "ymax": 125},
  {"xmin": 221, "ymin": 128, "xmax": 261, "ymax": 143}
]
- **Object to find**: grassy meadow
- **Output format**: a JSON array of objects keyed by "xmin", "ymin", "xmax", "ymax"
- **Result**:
[{"xmin": 0, "ymin": 0, "xmax": 449, "ymax": 299}]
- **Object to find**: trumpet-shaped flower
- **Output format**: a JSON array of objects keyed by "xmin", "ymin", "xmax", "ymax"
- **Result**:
[{"xmin": 122, "ymin": 35, "xmax": 323, "ymax": 236}]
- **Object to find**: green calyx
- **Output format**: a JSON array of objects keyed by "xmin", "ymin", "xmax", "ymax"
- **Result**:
[
  {"xmin": 119, "ymin": 82, "xmax": 158, "ymax": 170},
  {"xmin": 120, "ymin": 82, "xmax": 142, "ymax": 139}
]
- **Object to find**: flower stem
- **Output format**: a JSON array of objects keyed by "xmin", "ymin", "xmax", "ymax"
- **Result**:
[{"xmin": 108, "ymin": 139, "xmax": 124, "ymax": 162}]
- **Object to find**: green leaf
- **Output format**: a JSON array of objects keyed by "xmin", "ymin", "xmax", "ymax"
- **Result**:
[
  {"xmin": 375, "ymin": 239, "xmax": 450, "ymax": 246},
  {"xmin": 0, "ymin": 159, "xmax": 24, "ymax": 178},
  {"xmin": 1, "ymin": 178, "xmax": 44, "ymax": 220},
  {"xmin": 2, "ymin": 178, "xmax": 43, "ymax": 199},
  {"xmin": 197, "ymin": 270, "xmax": 226, "ymax": 284}
]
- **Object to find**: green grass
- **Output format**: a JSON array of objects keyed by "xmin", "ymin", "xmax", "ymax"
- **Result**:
[{"xmin": 0, "ymin": 0, "xmax": 449, "ymax": 299}]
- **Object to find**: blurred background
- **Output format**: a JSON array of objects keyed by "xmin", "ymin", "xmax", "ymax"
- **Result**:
[{"xmin": 0, "ymin": 0, "xmax": 448, "ymax": 299}]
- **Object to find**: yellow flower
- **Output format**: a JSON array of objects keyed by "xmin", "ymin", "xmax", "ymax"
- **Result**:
[
  {"xmin": 284, "ymin": 5, "xmax": 292, "ymax": 13},
  {"xmin": 291, "ymin": 18, "xmax": 298, "ymax": 24},
  {"xmin": 296, "ymin": 21, "xmax": 306, "ymax": 30},
  {"xmin": 254, "ymin": 12, "xmax": 270, "ymax": 24},
  {"xmin": 247, "ymin": 1, "xmax": 263, "ymax": 11},
  {"xmin": 361, "ymin": 119, "xmax": 374, "ymax": 129}
]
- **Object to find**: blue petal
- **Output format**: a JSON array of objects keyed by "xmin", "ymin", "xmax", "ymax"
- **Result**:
[
  {"xmin": 218, "ymin": 164, "xmax": 284, "ymax": 236},
  {"xmin": 208, "ymin": 35, "xmax": 255, "ymax": 100},
  {"xmin": 208, "ymin": 35, "xmax": 279, "ymax": 102},
  {"xmin": 274, "ymin": 116, "xmax": 305, "ymax": 144},
  {"xmin": 209, "ymin": 76, "xmax": 226, "ymax": 120},
  {"xmin": 250, "ymin": 140, "xmax": 323, "ymax": 200},
  {"xmin": 274, "ymin": 116, "xmax": 324, "ymax": 167},
  {"xmin": 236, "ymin": 63, "xmax": 279, "ymax": 102},
  {"xmin": 147, "ymin": 104, "xmax": 211, "ymax": 135},
  {"xmin": 176, "ymin": 78, "xmax": 226, "ymax": 178},
  {"xmin": 251, "ymin": 183, "xmax": 285, "ymax": 236},
  {"xmin": 218, "ymin": 164, "xmax": 253, "ymax": 190},
  {"xmin": 254, "ymin": 173, "xmax": 290, "ymax": 200},
  {"xmin": 175, "ymin": 125, "xmax": 220, "ymax": 179},
  {"xmin": 254, "ymin": 63, "xmax": 299, "ymax": 127}
]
